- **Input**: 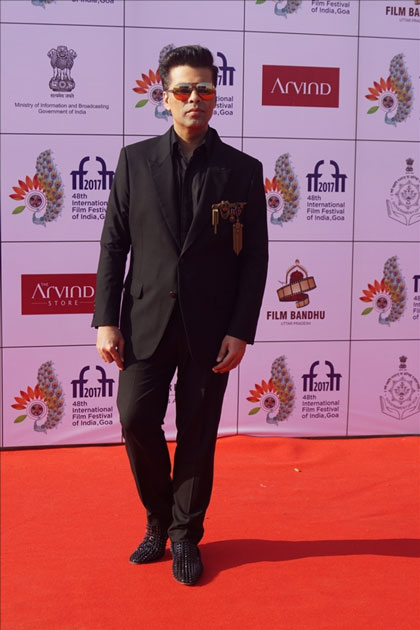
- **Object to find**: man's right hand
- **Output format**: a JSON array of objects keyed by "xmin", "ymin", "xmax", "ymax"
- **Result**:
[{"xmin": 96, "ymin": 326, "xmax": 125, "ymax": 370}]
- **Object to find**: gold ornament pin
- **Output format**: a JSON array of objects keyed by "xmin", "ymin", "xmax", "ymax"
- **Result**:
[{"xmin": 211, "ymin": 201, "xmax": 246, "ymax": 255}]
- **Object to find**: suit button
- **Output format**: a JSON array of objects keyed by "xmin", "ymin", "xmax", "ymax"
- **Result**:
[
  {"xmin": 169, "ymin": 291, "xmax": 177, "ymax": 299},
  {"xmin": 179, "ymin": 258, "xmax": 185, "ymax": 265}
]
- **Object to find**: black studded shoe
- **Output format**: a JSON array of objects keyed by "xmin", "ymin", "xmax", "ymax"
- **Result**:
[
  {"xmin": 129, "ymin": 524, "xmax": 168, "ymax": 564},
  {"xmin": 170, "ymin": 541, "xmax": 203, "ymax": 585}
]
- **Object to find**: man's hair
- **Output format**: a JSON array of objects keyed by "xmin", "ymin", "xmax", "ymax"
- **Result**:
[{"xmin": 159, "ymin": 45, "xmax": 219, "ymax": 91}]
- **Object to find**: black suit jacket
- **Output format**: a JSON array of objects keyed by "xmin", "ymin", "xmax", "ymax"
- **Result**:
[{"xmin": 92, "ymin": 127, "xmax": 268, "ymax": 366}]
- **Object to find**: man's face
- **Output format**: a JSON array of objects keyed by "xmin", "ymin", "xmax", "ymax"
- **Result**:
[{"xmin": 163, "ymin": 65, "xmax": 216, "ymax": 136}]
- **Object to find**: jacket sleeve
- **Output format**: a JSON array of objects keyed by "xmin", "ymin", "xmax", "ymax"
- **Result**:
[
  {"xmin": 226, "ymin": 160, "xmax": 269, "ymax": 343},
  {"xmin": 91, "ymin": 147, "xmax": 131, "ymax": 328}
]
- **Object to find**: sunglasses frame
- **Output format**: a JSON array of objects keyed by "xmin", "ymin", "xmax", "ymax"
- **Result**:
[{"xmin": 166, "ymin": 82, "xmax": 216, "ymax": 101}]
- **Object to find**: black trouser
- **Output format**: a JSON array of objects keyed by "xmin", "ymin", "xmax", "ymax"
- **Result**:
[{"xmin": 117, "ymin": 304, "xmax": 229, "ymax": 544}]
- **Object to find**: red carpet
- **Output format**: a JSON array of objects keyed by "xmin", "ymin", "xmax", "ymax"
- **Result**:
[{"xmin": 1, "ymin": 436, "xmax": 419, "ymax": 630}]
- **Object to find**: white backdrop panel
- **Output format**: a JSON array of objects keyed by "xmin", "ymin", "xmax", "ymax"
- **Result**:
[
  {"xmin": 354, "ymin": 140, "xmax": 420, "ymax": 241},
  {"xmin": 238, "ymin": 340, "xmax": 349, "ymax": 437},
  {"xmin": 0, "ymin": 0, "xmax": 419, "ymax": 446},
  {"xmin": 125, "ymin": 0, "xmax": 244, "ymax": 30},
  {"xmin": 3, "ymin": 345, "xmax": 121, "ymax": 448},
  {"xmin": 0, "ymin": 0, "xmax": 124, "ymax": 26},
  {"xmin": 0, "ymin": 23, "xmax": 123, "ymax": 135},
  {"xmin": 356, "ymin": 37, "xmax": 420, "ymax": 142},
  {"xmin": 256, "ymin": 241, "xmax": 353, "ymax": 342},
  {"xmin": 243, "ymin": 137, "xmax": 354, "ymax": 241},
  {"xmin": 2, "ymin": 135, "xmax": 123, "ymax": 242},
  {"xmin": 351, "ymin": 242, "xmax": 420, "ymax": 340},
  {"xmin": 359, "ymin": 0, "xmax": 420, "ymax": 39},
  {"xmin": 243, "ymin": 31, "xmax": 358, "ymax": 139},
  {"xmin": 2, "ymin": 241, "xmax": 100, "ymax": 347},
  {"xmin": 244, "ymin": 0, "xmax": 359, "ymax": 36},
  {"xmin": 348, "ymin": 340, "xmax": 420, "ymax": 436}
]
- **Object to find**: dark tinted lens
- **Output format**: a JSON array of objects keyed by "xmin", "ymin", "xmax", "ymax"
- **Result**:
[
  {"xmin": 173, "ymin": 84, "xmax": 193, "ymax": 95},
  {"xmin": 196, "ymin": 83, "xmax": 214, "ymax": 95}
]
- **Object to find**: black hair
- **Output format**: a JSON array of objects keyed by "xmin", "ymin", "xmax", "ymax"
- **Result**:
[{"xmin": 158, "ymin": 45, "xmax": 218, "ymax": 90}]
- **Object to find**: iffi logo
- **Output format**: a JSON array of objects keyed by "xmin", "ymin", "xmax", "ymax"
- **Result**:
[
  {"xmin": 71, "ymin": 365, "xmax": 114, "ymax": 399},
  {"xmin": 302, "ymin": 361, "xmax": 342, "ymax": 392},
  {"xmin": 217, "ymin": 52, "xmax": 235, "ymax": 86},
  {"xmin": 71, "ymin": 156, "xmax": 114, "ymax": 191},
  {"xmin": 306, "ymin": 160, "xmax": 347, "ymax": 193}
]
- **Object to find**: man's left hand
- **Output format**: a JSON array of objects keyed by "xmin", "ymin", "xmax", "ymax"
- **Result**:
[{"xmin": 212, "ymin": 335, "xmax": 247, "ymax": 373}]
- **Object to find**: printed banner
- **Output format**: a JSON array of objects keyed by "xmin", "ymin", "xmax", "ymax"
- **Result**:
[
  {"xmin": 1, "ymin": 0, "xmax": 419, "ymax": 447},
  {"xmin": 1, "ymin": 23, "xmax": 123, "ymax": 135},
  {"xmin": 256, "ymin": 241, "xmax": 352, "ymax": 342},
  {"xmin": 245, "ymin": 0, "xmax": 359, "ymax": 36},
  {"xmin": 357, "ymin": 37, "xmax": 420, "ymax": 142},
  {"xmin": 3, "ymin": 346, "xmax": 121, "ymax": 448},
  {"xmin": 238, "ymin": 341, "xmax": 349, "ymax": 437},
  {"xmin": 2, "ymin": 135, "xmax": 122, "ymax": 242},
  {"xmin": 2, "ymin": 242, "xmax": 100, "ymax": 348},
  {"xmin": 243, "ymin": 31, "xmax": 358, "ymax": 139},
  {"xmin": 348, "ymin": 341, "xmax": 420, "ymax": 436},
  {"xmin": 243, "ymin": 137, "xmax": 354, "ymax": 242}
]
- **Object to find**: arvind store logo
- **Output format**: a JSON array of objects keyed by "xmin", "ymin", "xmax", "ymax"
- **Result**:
[
  {"xmin": 22, "ymin": 274, "xmax": 96, "ymax": 315},
  {"xmin": 262, "ymin": 65, "xmax": 340, "ymax": 108}
]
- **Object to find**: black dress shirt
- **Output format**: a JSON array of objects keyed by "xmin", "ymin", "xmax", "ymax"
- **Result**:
[{"xmin": 171, "ymin": 127, "xmax": 215, "ymax": 246}]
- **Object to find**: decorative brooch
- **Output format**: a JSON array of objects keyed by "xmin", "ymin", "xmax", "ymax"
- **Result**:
[{"xmin": 211, "ymin": 200, "xmax": 247, "ymax": 255}]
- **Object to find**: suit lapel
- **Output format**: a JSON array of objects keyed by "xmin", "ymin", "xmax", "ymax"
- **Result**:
[
  {"xmin": 147, "ymin": 128, "xmax": 232, "ymax": 254},
  {"xmin": 148, "ymin": 131, "xmax": 180, "ymax": 251}
]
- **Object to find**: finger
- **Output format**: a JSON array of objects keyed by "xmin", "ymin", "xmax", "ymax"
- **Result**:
[
  {"xmin": 213, "ymin": 352, "xmax": 238, "ymax": 373},
  {"xmin": 110, "ymin": 346, "xmax": 124, "ymax": 370},
  {"xmin": 216, "ymin": 341, "xmax": 228, "ymax": 363},
  {"xmin": 97, "ymin": 345, "xmax": 111, "ymax": 363},
  {"xmin": 101, "ymin": 349, "xmax": 115, "ymax": 364}
]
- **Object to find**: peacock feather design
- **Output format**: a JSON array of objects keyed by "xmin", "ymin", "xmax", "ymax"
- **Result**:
[
  {"xmin": 34, "ymin": 150, "xmax": 63, "ymax": 226},
  {"xmin": 257, "ymin": 0, "xmax": 302, "ymax": 17},
  {"xmin": 36, "ymin": 361, "xmax": 65, "ymax": 433},
  {"xmin": 270, "ymin": 153, "xmax": 299, "ymax": 226},
  {"xmin": 387, "ymin": 54, "xmax": 413, "ymax": 125},
  {"xmin": 274, "ymin": 0, "xmax": 302, "ymax": 17},
  {"xmin": 32, "ymin": 0, "xmax": 55, "ymax": 6},
  {"xmin": 380, "ymin": 256, "xmax": 406, "ymax": 325},
  {"xmin": 269, "ymin": 355, "xmax": 295, "ymax": 424}
]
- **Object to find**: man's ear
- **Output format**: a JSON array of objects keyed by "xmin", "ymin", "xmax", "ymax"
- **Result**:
[{"xmin": 163, "ymin": 91, "xmax": 170, "ymax": 112}]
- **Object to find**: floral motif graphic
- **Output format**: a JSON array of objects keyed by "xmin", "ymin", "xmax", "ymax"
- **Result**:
[
  {"xmin": 11, "ymin": 361, "xmax": 64, "ymax": 434},
  {"xmin": 359, "ymin": 256, "xmax": 406, "ymax": 326},
  {"xmin": 10, "ymin": 150, "xmax": 63, "ymax": 227},
  {"xmin": 365, "ymin": 54, "xmax": 413, "ymax": 126},
  {"xmin": 32, "ymin": 0, "xmax": 55, "ymax": 6},
  {"xmin": 133, "ymin": 68, "xmax": 169, "ymax": 121},
  {"xmin": 256, "ymin": 0, "xmax": 302, "ymax": 18},
  {"xmin": 247, "ymin": 356, "xmax": 295, "ymax": 425},
  {"xmin": 265, "ymin": 153, "xmax": 299, "ymax": 226}
]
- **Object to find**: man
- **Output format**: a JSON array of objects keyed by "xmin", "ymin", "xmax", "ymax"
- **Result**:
[{"xmin": 93, "ymin": 45, "xmax": 268, "ymax": 585}]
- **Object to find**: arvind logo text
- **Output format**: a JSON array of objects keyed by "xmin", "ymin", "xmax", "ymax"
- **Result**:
[
  {"xmin": 262, "ymin": 65, "xmax": 340, "ymax": 108},
  {"xmin": 22, "ymin": 273, "xmax": 96, "ymax": 315}
]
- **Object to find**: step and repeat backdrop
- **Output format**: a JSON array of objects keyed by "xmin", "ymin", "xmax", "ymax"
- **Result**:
[{"xmin": 1, "ymin": 0, "xmax": 419, "ymax": 448}]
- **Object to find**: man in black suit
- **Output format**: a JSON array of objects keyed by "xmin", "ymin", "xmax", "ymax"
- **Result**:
[{"xmin": 93, "ymin": 45, "xmax": 268, "ymax": 585}]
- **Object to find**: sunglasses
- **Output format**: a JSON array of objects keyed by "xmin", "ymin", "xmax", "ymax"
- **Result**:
[{"xmin": 167, "ymin": 82, "xmax": 216, "ymax": 101}]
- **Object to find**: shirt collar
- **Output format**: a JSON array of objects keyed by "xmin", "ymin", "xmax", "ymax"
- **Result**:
[{"xmin": 170, "ymin": 126, "xmax": 215, "ymax": 158}]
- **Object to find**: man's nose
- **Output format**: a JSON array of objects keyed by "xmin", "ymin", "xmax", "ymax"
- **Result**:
[{"xmin": 188, "ymin": 88, "xmax": 202, "ymax": 103}]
